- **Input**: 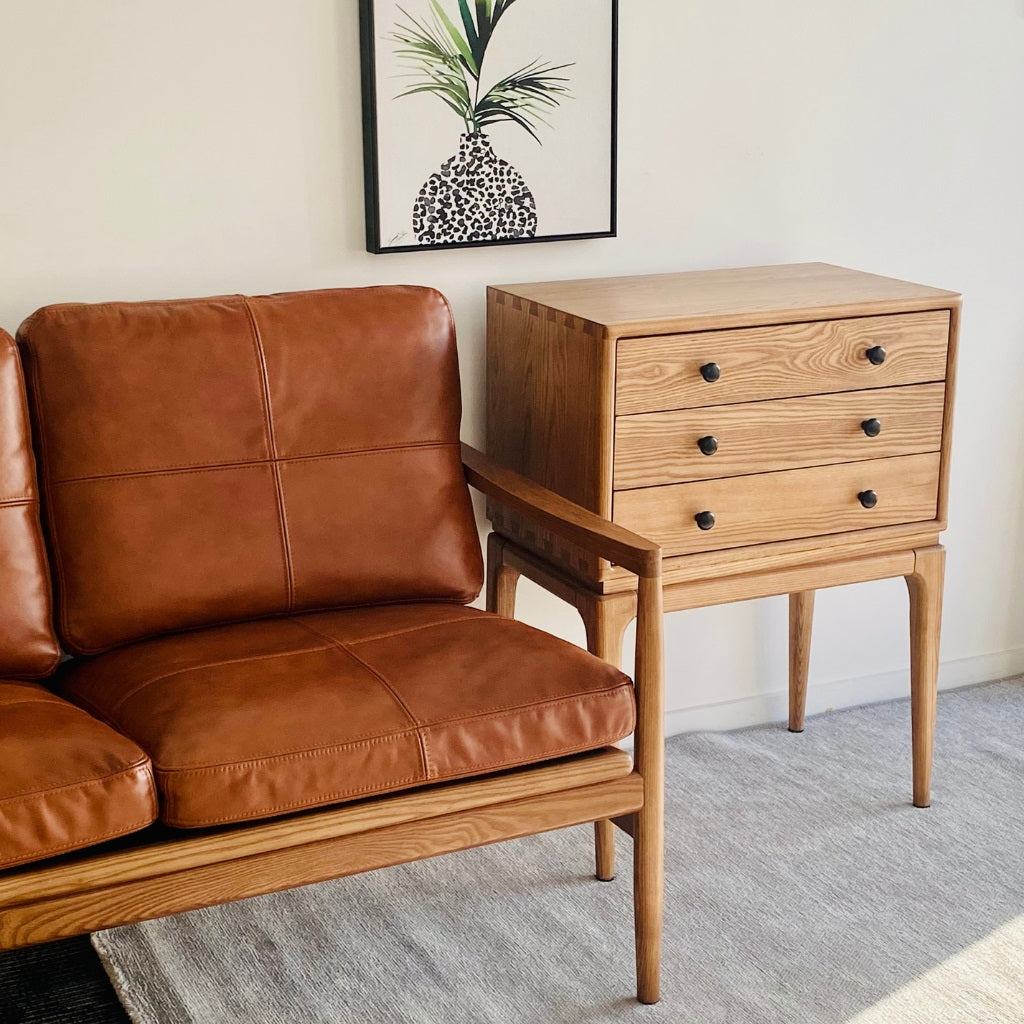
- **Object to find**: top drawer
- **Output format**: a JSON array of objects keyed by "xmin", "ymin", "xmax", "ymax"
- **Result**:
[{"xmin": 616, "ymin": 311, "xmax": 950, "ymax": 414}]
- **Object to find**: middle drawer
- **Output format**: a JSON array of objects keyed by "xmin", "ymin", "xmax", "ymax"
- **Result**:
[{"xmin": 614, "ymin": 382, "xmax": 945, "ymax": 488}]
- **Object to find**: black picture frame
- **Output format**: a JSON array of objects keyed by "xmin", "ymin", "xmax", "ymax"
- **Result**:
[{"xmin": 359, "ymin": 0, "xmax": 618, "ymax": 254}]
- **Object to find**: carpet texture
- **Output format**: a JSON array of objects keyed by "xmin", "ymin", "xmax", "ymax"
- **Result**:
[{"xmin": 93, "ymin": 679, "xmax": 1024, "ymax": 1024}]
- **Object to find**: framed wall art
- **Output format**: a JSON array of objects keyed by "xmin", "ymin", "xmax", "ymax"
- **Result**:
[{"xmin": 359, "ymin": 0, "xmax": 618, "ymax": 254}]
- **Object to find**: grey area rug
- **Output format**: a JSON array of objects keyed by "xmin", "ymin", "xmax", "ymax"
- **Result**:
[{"xmin": 93, "ymin": 679, "xmax": 1024, "ymax": 1024}]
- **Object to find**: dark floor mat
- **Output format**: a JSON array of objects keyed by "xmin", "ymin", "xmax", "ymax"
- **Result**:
[{"xmin": 0, "ymin": 937, "xmax": 128, "ymax": 1024}]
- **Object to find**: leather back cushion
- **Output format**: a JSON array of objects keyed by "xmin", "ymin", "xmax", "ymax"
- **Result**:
[
  {"xmin": 18, "ymin": 287, "xmax": 483, "ymax": 655},
  {"xmin": 0, "ymin": 330, "xmax": 60, "ymax": 676}
]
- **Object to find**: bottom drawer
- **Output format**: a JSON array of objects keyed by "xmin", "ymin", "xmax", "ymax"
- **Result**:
[{"xmin": 613, "ymin": 452, "xmax": 940, "ymax": 556}]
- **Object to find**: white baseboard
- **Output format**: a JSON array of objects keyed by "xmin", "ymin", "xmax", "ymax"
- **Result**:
[{"xmin": 662, "ymin": 647, "xmax": 1024, "ymax": 736}]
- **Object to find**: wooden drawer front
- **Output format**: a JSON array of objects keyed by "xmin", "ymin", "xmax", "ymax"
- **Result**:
[
  {"xmin": 614, "ymin": 383, "xmax": 945, "ymax": 488},
  {"xmin": 616, "ymin": 311, "xmax": 949, "ymax": 414},
  {"xmin": 613, "ymin": 452, "xmax": 940, "ymax": 556}
]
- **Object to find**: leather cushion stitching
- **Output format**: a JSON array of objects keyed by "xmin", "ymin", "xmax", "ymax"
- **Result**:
[
  {"xmin": 416, "ymin": 733, "xmax": 631, "ymax": 779},
  {"xmin": 243, "ymin": 296, "xmax": 294, "ymax": 611},
  {"xmin": 158, "ymin": 730, "xmax": 421, "ymax": 773},
  {"xmin": 0, "ymin": 758, "xmax": 154, "ymax": 806},
  {"xmin": 0, "ymin": 495, "xmax": 35, "ymax": 506},
  {"xmin": 158, "ymin": 725, "xmax": 422, "ymax": 769},
  {"xmin": 291, "ymin": 619, "xmax": 432, "ymax": 778},
  {"xmin": 301, "ymin": 612, "xmax": 486, "ymax": 646},
  {"xmin": 159, "ymin": 732, "xmax": 626, "ymax": 827},
  {"xmin": 49, "ymin": 440, "xmax": 457, "ymax": 486},
  {"xmin": 63, "ymin": 595, "xmax": 476, "ymax": 658},
  {"xmin": 155, "ymin": 683, "xmax": 631, "ymax": 772},
  {"xmin": 97, "ymin": 643, "xmax": 334, "ymax": 717},
  {"xmin": 17, "ymin": 296, "xmax": 246, "ymax": 330},
  {"xmin": 92, "ymin": 632, "xmax": 629, "ymax": 767},
  {"xmin": 161, "ymin": 774, "xmax": 424, "ymax": 827},
  {"xmin": 128, "ymin": 685, "xmax": 630, "ymax": 771},
  {"xmin": 416, "ymin": 685, "xmax": 634, "ymax": 729}
]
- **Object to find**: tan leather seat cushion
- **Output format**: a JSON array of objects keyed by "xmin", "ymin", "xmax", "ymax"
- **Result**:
[
  {"xmin": 18, "ymin": 287, "xmax": 483, "ymax": 655},
  {"xmin": 0, "ymin": 330, "xmax": 60, "ymax": 678},
  {"xmin": 0, "ymin": 681, "xmax": 158, "ymax": 870},
  {"xmin": 61, "ymin": 606, "xmax": 636, "ymax": 829}
]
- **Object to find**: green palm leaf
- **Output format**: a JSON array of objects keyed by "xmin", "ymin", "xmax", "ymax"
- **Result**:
[
  {"xmin": 457, "ymin": 0, "xmax": 481, "ymax": 61},
  {"xmin": 474, "ymin": 59, "xmax": 572, "ymax": 140},
  {"xmin": 392, "ymin": 0, "xmax": 569, "ymax": 141},
  {"xmin": 429, "ymin": 0, "xmax": 478, "ymax": 77}
]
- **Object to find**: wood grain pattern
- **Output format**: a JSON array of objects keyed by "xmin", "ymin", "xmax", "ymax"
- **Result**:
[
  {"xmin": 0, "ymin": 774, "xmax": 644, "ymax": 950},
  {"xmin": 788, "ymin": 591, "xmax": 815, "ymax": 732},
  {"xmin": 580, "ymin": 591, "xmax": 636, "ymax": 885},
  {"xmin": 660, "ymin": 551, "xmax": 915, "ymax": 613},
  {"xmin": 486, "ymin": 288, "xmax": 616, "ymax": 581},
  {"xmin": 906, "ymin": 545, "xmax": 946, "ymax": 807},
  {"xmin": 487, "ymin": 504, "xmax": 613, "ymax": 585},
  {"xmin": 463, "ymin": 444, "xmax": 661, "ymax": 578},
  {"xmin": 599, "ymin": 522, "xmax": 942, "ymax": 592},
  {"xmin": 491, "ymin": 263, "xmax": 960, "ymax": 339},
  {"xmin": 937, "ymin": 302, "xmax": 961, "ymax": 523},
  {"xmin": 593, "ymin": 819, "xmax": 617, "ymax": 883},
  {"xmin": 614, "ymin": 383, "xmax": 945, "ymax": 487},
  {"xmin": 616, "ymin": 312, "xmax": 950, "ymax": 415},
  {"xmin": 485, "ymin": 532, "xmax": 519, "ymax": 618},
  {"xmin": 0, "ymin": 748, "xmax": 633, "ymax": 911},
  {"xmin": 614, "ymin": 453, "xmax": 941, "ymax": 557},
  {"xmin": 633, "ymin": 573, "xmax": 665, "ymax": 1004},
  {"xmin": 485, "ymin": 264, "xmax": 957, "ymax": 816}
]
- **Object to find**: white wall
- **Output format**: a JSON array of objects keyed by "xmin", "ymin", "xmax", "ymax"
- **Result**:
[{"xmin": 1, "ymin": 0, "xmax": 1022, "ymax": 731}]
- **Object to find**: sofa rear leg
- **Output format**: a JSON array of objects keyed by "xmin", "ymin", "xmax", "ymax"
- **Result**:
[
  {"xmin": 485, "ymin": 533, "xmax": 520, "ymax": 618},
  {"xmin": 593, "ymin": 819, "xmax": 616, "ymax": 882},
  {"xmin": 581, "ymin": 592, "xmax": 635, "ymax": 882}
]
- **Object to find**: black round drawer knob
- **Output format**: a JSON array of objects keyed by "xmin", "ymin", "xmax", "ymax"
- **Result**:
[
  {"xmin": 695, "ymin": 510, "xmax": 716, "ymax": 531},
  {"xmin": 697, "ymin": 435, "xmax": 719, "ymax": 456},
  {"xmin": 865, "ymin": 345, "xmax": 887, "ymax": 366},
  {"xmin": 699, "ymin": 362, "xmax": 721, "ymax": 383},
  {"xmin": 861, "ymin": 418, "xmax": 882, "ymax": 438},
  {"xmin": 858, "ymin": 490, "xmax": 878, "ymax": 509}
]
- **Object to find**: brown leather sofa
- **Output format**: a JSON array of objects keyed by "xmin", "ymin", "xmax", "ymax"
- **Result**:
[{"xmin": 0, "ymin": 287, "xmax": 666, "ymax": 1004}]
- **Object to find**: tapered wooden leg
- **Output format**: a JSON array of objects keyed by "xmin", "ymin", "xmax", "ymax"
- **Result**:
[
  {"xmin": 485, "ymin": 533, "xmax": 520, "ymax": 619},
  {"xmin": 580, "ymin": 592, "xmax": 636, "ymax": 882},
  {"xmin": 788, "ymin": 590, "xmax": 815, "ymax": 732},
  {"xmin": 633, "ymin": 575, "xmax": 664, "ymax": 1004},
  {"xmin": 905, "ymin": 545, "xmax": 945, "ymax": 808},
  {"xmin": 592, "ymin": 820, "xmax": 617, "ymax": 882}
]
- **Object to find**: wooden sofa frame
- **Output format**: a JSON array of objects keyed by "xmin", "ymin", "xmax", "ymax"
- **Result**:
[{"xmin": 0, "ymin": 444, "xmax": 666, "ymax": 1005}]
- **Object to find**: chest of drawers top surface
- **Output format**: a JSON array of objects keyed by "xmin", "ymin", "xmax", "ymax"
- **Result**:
[
  {"xmin": 491, "ymin": 262, "xmax": 954, "ymax": 333},
  {"xmin": 486, "ymin": 263, "xmax": 959, "ymax": 586},
  {"xmin": 489, "ymin": 262, "xmax": 960, "ymax": 337}
]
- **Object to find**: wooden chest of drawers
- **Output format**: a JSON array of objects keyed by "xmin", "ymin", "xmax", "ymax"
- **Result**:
[
  {"xmin": 485, "ymin": 262, "xmax": 960, "ymax": 810},
  {"xmin": 487, "ymin": 264, "xmax": 957, "ymax": 586}
]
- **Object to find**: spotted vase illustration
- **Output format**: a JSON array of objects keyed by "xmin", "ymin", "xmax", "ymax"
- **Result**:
[
  {"xmin": 413, "ymin": 131, "xmax": 537, "ymax": 244},
  {"xmin": 393, "ymin": 0, "xmax": 570, "ymax": 246}
]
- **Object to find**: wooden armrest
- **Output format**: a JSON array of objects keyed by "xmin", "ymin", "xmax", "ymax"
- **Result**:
[{"xmin": 461, "ymin": 443, "xmax": 661, "ymax": 579}]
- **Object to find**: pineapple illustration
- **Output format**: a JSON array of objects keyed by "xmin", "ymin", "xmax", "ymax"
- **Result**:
[{"xmin": 392, "ymin": 0, "xmax": 571, "ymax": 245}]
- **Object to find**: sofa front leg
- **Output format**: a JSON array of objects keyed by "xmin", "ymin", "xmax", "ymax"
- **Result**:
[{"xmin": 632, "ymin": 574, "xmax": 664, "ymax": 1004}]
